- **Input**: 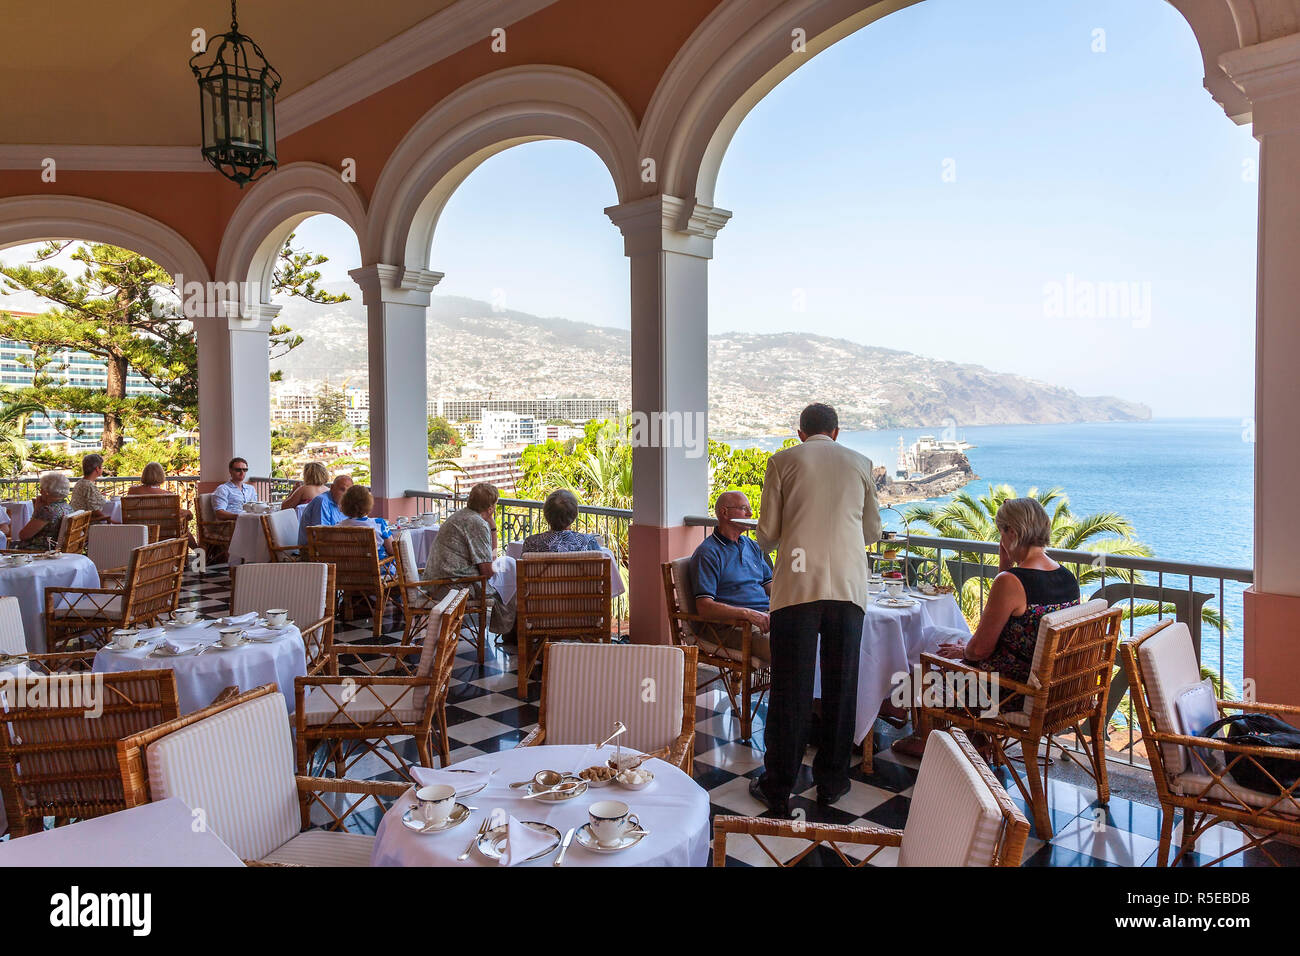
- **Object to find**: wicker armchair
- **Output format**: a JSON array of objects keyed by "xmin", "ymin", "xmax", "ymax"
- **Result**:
[
  {"xmin": 196, "ymin": 493, "xmax": 234, "ymax": 564},
  {"xmin": 43, "ymin": 537, "xmax": 188, "ymax": 651},
  {"xmin": 421, "ymin": 567, "xmax": 492, "ymax": 664},
  {"xmin": 306, "ymin": 525, "xmax": 397, "ymax": 639},
  {"xmin": 916, "ymin": 600, "xmax": 1123, "ymax": 838},
  {"xmin": 518, "ymin": 642, "xmax": 697, "ymax": 773},
  {"xmin": 391, "ymin": 532, "xmax": 434, "ymax": 645},
  {"xmin": 0, "ymin": 668, "xmax": 181, "ymax": 838},
  {"xmin": 516, "ymin": 551, "xmax": 613, "ymax": 698},
  {"xmin": 261, "ymin": 510, "xmax": 301, "ymax": 563},
  {"xmin": 58, "ymin": 509, "xmax": 93, "ymax": 556},
  {"xmin": 86, "ymin": 523, "xmax": 151, "ymax": 586},
  {"xmin": 229, "ymin": 561, "xmax": 336, "ymax": 676},
  {"xmin": 120, "ymin": 493, "xmax": 187, "ymax": 544},
  {"xmin": 117, "ymin": 684, "xmax": 407, "ymax": 866},
  {"xmin": 294, "ymin": 589, "xmax": 468, "ymax": 777},
  {"xmin": 713, "ymin": 729, "xmax": 1029, "ymax": 867},
  {"xmin": 1121, "ymin": 619, "xmax": 1300, "ymax": 866},
  {"xmin": 663, "ymin": 557, "xmax": 770, "ymax": 742}
]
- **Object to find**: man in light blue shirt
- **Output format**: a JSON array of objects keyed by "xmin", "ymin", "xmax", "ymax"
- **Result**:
[
  {"xmin": 298, "ymin": 475, "xmax": 353, "ymax": 547},
  {"xmin": 213, "ymin": 457, "xmax": 258, "ymax": 518}
]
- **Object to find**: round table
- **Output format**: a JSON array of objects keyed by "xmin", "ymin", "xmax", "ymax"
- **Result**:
[
  {"xmin": 505, "ymin": 541, "xmax": 626, "ymax": 598},
  {"xmin": 226, "ymin": 511, "xmax": 271, "ymax": 566},
  {"xmin": 394, "ymin": 524, "xmax": 439, "ymax": 568},
  {"xmin": 370, "ymin": 744, "xmax": 711, "ymax": 867},
  {"xmin": 93, "ymin": 619, "xmax": 307, "ymax": 715},
  {"xmin": 0, "ymin": 554, "xmax": 100, "ymax": 653},
  {"xmin": 813, "ymin": 590, "xmax": 970, "ymax": 746},
  {"xmin": 0, "ymin": 501, "xmax": 34, "ymax": 534}
]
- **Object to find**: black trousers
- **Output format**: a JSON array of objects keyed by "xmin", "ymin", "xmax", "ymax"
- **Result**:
[{"xmin": 759, "ymin": 600, "xmax": 864, "ymax": 798}]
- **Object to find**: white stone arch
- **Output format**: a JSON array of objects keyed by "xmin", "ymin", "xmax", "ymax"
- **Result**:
[
  {"xmin": 215, "ymin": 161, "xmax": 367, "ymax": 304},
  {"xmin": 641, "ymin": 0, "xmax": 1255, "ymax": 207},
  {"xmin": 367, "ymin": 65, "xmax": 640, "ymax": 271},
  {"xmin": 0, "ymin": 194, "xmax": 210, "ymax": 284}
]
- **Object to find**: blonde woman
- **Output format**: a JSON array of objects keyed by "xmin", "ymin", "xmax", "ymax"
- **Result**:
[
  {"xmin": 893, "ymin": 497, "xmax": 1081, "ymax": 758},
  {"xmin": 280, "ymin": 462, "xmax": 330, "ymax": 511},
  {"xmin": 128, "ymin": 461, "xmax": 171, "ymax": 495},
  {"xmin": 17, "ymin": 472, "xmax": 73, "ymax": 550}
]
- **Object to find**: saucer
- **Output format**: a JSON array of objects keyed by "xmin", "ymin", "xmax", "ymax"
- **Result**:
[
  {"xmin": 524, "ymin": 776, "xmax": 587, "ymax": 801},
  {"xmin": 34, "ymin": 552, "xmax": 61, "ymax": 561},
  {"xmin": 104, "ymin": 641, "xmax": 147, "ymax": 653},
  {"xmin": 207, "ymin": 639, "xmax": 250, "ymax": 651},
  {"xmin": 401, "ymin": 802, "xmax": 471, "ymax": 835},
  {"xmin": 164, "ymin": 620, "xmax": 201, "ymax": 630},
  {"xmin": 876, "ymin": 596, "xmax": 918, "ymax": 609},
  {"xmin": 476, "ymin": 821, "xmax": 561, "ymax": 862},
  {"xmin": 574, "ymin": 823, "xmax": 647, "ymax": 853}
]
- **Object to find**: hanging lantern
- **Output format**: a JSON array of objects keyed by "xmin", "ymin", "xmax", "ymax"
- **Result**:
[{"xmin": 190, "ymin": 1, "xmax": 281, "ymax": 187}]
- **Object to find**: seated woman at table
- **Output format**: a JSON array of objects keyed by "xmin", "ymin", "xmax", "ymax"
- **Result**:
[
  {"xmin": 522, "ymin": 489, "xmax": 602, "ymax": 554},
  {"xmin": 279, "ymin": 461, "xmax": 330, "ymax": 511},
  {"xmin": 15, "ymin": 472, "xmax": 73, "ymax": 551},
  {"xmin": 339, "ymin": 484, "xmax": 394, "ymax": 563},
  {"xmin": 128, "ymin": 461, "xmax": 197, "ymax": 545},
  {"xmin": 892, "ymin": 497, "xmax": 1080, "ymax": 757}
]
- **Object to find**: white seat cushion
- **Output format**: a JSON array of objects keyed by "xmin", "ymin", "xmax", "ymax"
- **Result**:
[
  {"xmin": 1136, "ymin": 622, "xmax": 1202, "ymax": 775},
  {"xmin": 899, "ymin": 731, "xmax": 1005, "ymax": 866},
  {"xmin": 1170, "ymin": 771, "xmax": 1300, "ymax": 816},
  {"xmin": 265, "ymin": 509, "xmax": 300, "ymax": 550},
  {"xmin": 146, "ymin": 692, "xmax": 300, "ymax": 861},
  {"xmin": 87, "ymin": 524, "xmax": 149, "ymax": 573},
  {"xmin": 231, "ymin": 562, "xmax": 328, "ymax": 630},
  {"xmin": 543, "ymin": 643, "xmax": 684, "ymax": 755},
  {"xmin": 300, "ymin": 684, "xmax": 422, "ymax": 726},
  {"xmin": 0, "ymin": 596, "xmax": 26, "ymax": 656},
  {"xmin": 50, "ymin": 595, "xmax": 123, "ymax": 617},
  {"xmin": 397, "ymin": 534, "xmax": 421, "ymax": 585},
  {"xmin": 1023, "ymin": 599, "xmax": 1110, "ymax": 716},
  {"xmin": 261, "ymin": 829, "xmax": 376, "ymax": 866}
]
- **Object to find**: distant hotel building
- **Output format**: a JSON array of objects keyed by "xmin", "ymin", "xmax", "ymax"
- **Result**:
[
  {"xmin": 271, "ymin": 380, "xmax": 370, "ymax": 427},
  {"xmin": 435, "ymin": 449, "xmax": 523, "ymax": 496},
  {"xmin": 432, "ymin": 397, "xmax": 621, "ymax": 423},
  {"xmin": 1, "ymin": 311, "xmax": 158, "ymax": 448}
]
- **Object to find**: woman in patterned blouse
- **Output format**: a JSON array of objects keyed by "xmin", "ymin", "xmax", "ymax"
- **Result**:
[
  {"xmin": 522, "ymin": 489, "xmax": 602, "ymax": 554},
  {"xmin": 16, "ymin": 472, "xmax": 74, "ymax": 551}
]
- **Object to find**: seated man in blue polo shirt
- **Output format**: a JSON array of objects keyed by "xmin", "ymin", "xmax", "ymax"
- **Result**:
[{"xmin": 690, "ymin": 491, "xmax": 772, "ymax": 639}]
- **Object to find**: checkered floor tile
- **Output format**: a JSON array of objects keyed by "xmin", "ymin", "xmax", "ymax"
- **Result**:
[{"xmin": 184, "ymin": 563, "xmax": 1292, "ymax": 868}]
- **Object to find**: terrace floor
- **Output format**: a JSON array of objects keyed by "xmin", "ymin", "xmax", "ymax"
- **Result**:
[{"xmin": 181, "ymin": 563, "xmax": 1293, "ymax": 868}]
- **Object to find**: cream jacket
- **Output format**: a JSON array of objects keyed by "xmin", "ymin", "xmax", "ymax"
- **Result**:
[{"xmin": 756, "ymin": 434, "xmax": 881, "ymax": 612}]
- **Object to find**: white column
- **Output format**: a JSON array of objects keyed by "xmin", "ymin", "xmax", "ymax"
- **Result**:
[
  {"xmin": 1221, "ymin": 35, "xmax": 1300, "ymax": 703},
  {"xmin": 349, "ymin": 264, "xmax": 442, "ymax": 507},
  {"xmin": 606, "ymin": 195, "xmax": 731, "ymax": 641},
  {"xmin": 196, "ymin": 302, "xmax": 277, "ymax": 482}
]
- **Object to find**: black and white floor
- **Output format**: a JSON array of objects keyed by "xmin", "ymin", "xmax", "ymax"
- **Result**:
[{"xmin": 186, "ymin": 565, "xmax": 1293, "ymax": 868}]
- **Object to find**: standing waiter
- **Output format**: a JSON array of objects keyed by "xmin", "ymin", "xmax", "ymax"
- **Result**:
[{"xmin": 752, "ymin": 403, "xmax": 881, "ymax": 812}]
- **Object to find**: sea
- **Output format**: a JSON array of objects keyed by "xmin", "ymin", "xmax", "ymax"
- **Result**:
[{"xmin": 725, "ymin": 418, "xmax": 1253, "ymax": 685}]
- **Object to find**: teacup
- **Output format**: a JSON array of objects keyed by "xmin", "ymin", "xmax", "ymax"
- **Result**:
[
  {"xmin": 112, "ymin": 629, "xmax": 139, "ymax": 650},
  {"xmin": 866, "ymin": 575, "xmax": 883, "ymax": 594},
  {"xmin": 885, "ymin": 580, "xmax": 905, "ymax": 598},
  {"xmin": 14, "ymin": 553, "xmax": 31, "ymax": 566},
  {"xmin": 265, "ymin": 608, "xmax": 289, "ymax": 627},
  {"xmin": 218, "ymin": 626, "xmax": 245, "ymax": 647},
  {"xmin": 415, "ymin": 784, "xmax": 457, "ymax": 826},
  {"xmin": 173, "ymin": 607, "xmax": 198, "ymax": 625},
  {"xmin": 418, "ymin": 514, "xmax": 437, "ymax": 527},
  {"xmin": 588, "ymin": 799, "xmax": 640, "ymax": 846}
]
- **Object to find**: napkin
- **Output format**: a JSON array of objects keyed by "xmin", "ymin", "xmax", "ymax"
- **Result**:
[
  {"xmin": 221, "ymin": 611, "xmax": 259, "ymax": 626},
  {"xmin": 158, "ymin": 638, "xmax": 186, "ymax": 656},
  {"xmin": 136, "ymin": 626, "xmax": 165, "ymax": 641},
  {"xmin": 410, "ymin": 766, "xmax": 492, "ymax": 796},
  {"xmin": 486, "ymin": 807, "xmax": 553, "ymax": 867},
  {"xmin": 245, "ymin": 625, "xmax": 284, "ymax": 642}
]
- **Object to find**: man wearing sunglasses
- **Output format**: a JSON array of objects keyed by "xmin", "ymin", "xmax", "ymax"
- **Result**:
[{"xmin": 213, "ymin": 457, "xmax": 258, "ymax": 519}]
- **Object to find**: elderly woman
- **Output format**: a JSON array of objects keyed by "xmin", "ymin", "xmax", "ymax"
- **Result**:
[
  {"xmin": 521, "ymin": 489, "xmax": 601, "ymax": 554},
  {"xmin": 280, "ymin": 462, "xmax": 330, "ymax": 511},
  {"xmin": 16, "ymin": 472, "xmax": 74, "ymax": 551},
  {"xmin": 338, "ymin": 484, "xmax": 393, "ymax": 561},
  {"xmin": 892, "ymin": 497, "xmax": 1081, "ymax": 757}
]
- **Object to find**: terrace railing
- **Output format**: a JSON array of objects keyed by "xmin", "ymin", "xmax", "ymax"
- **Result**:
[
  {"xmin": 684, "ymin": 515, "xmax": 1254, "ymax": 769},
  {"xmin": 405, "ymin": 490, "xmax": 633, "ymax": 638}
]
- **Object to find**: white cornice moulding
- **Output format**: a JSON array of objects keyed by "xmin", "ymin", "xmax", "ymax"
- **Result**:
[
  {"xmin": 1220, "ymin": 32, "xmax": 1300, "ymax": 102},
  {"xmin": 0, "ymin": 146, "xmax": 212, "ymax": 173},
  {"xmin": 276, "ymin": 0, "xmax": 562, "ymax": 139}
]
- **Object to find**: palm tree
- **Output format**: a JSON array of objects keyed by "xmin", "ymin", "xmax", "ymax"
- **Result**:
[{"xmin": 0, "ymin": 392, "xmax": 42, "ymax": 477}]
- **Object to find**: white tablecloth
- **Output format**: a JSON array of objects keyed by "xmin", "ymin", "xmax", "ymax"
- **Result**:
[
  {"xmin": 397, "ymin": 524, "xmax": 439, "ymax": 568},
  {"xmin": 227, "ymin": 511, "xmax": 271, "ymax": 566},
  {"xmin": 93, "ymin": 620, "xmax": 307, "ymax": 715},
  {"xmin": 1, "ymin": 501, "xmax": 33, "ymax": 534},
  {"xmin": 107, "ymin": 497, "xmax": 122, "ymax": 523},
  {"xmin": 489, "ymin": 555, "xmax": 516, "ymax": 604},
  {"xmin": 0, "ymin": 797, "xmax": 243, "ymax": 866},
  {"xmin": 813, "ymin": 590, "xmax": 970, "ymax": 745},
  {"xmin": 370, "ymin": 744, "xmax": 710, "ymax": 867},
  {"xmin": 505, "ymin": 541, "xmax": 626, "ymax": 599},
  {"xmin": 0, "ymin": 554, "xmax": 100, "ymax": 653}
]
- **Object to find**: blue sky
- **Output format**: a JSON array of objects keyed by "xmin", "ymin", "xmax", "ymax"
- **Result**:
[{"xmin": 297, "ymin": 0, "xmax": 1260, "ymax": 419}]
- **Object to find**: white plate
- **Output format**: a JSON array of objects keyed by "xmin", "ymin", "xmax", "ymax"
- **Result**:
[
  {"xmin": 401, "ymin": 802, "xmax": 472, "ymax": 835},
  {"xmin": 164, "ymin": 620, "xmax": 201, "ymax": 630},
  {"xmin": 476, "ymin": 821, "xmax": 561, "ymax": 863},
  {"xmin": 206, "ymin": 639, "xmax": 250, "ymax": 651},
  {"xmin": 574, "ymin": 823, "xmax": 647, "ymax": 853},
  {"xmin": 876, "ymin": 597, "xmax": 919, "ymax": 609}
]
